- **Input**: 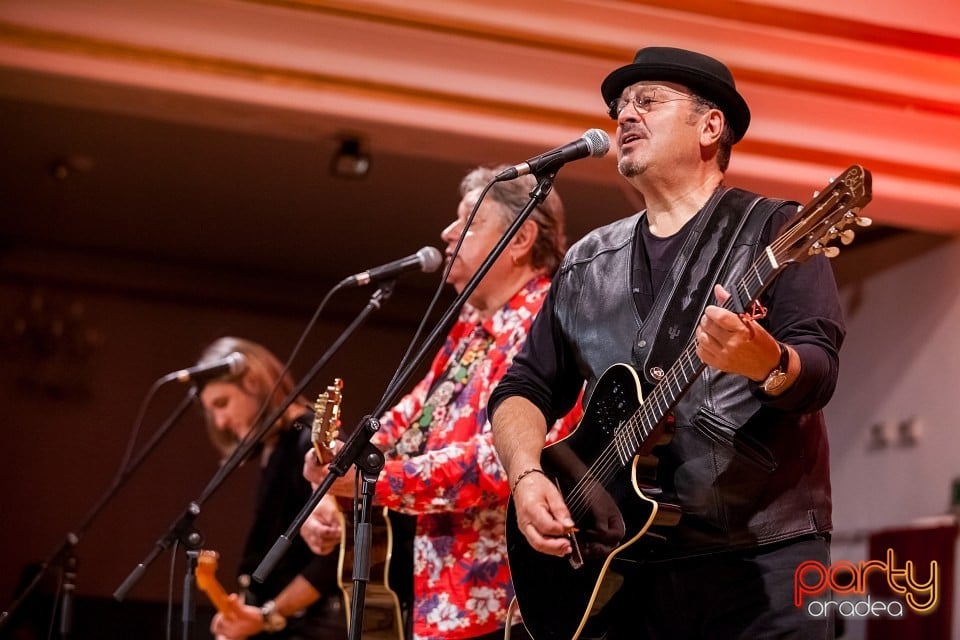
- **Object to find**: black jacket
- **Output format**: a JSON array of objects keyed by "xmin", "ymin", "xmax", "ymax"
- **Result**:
[{"xmin": 492, "ymin": 188, "xmax": 845, "ymax": 559}]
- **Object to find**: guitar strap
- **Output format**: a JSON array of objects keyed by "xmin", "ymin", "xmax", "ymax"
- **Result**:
[{"xmin": 633, "ymin": 188, "xmax": 781, "ymax": 386}]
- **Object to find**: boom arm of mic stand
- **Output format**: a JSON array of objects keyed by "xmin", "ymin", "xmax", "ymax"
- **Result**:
[
  {"xmin": 196, "ymin": 281, "xmax": 395, "ymax": 505},
  {"xmin": 0, "ymin": 389, "xmax": 198, "ymax": 631},
  {"xmin": 115, "ymin": 282, "xmax": 397, "ymax": 600},
  {"xmin": 378, "ymin": 172, "xmax": 557, "ymax": 414},
  {"xmin": 257, "ymin": 172, "xmax": 556, "ymax": 566},
  {"xmin": 254, "ymin": 172, "xmax": 557, "ymax": 637},
  {"xmin": 253, "ymin": 414, "xmax": 382, "ymax": 583},
  {"xmin": 114, "ymin": 502, "xmax": 202, "ymax": 601}
]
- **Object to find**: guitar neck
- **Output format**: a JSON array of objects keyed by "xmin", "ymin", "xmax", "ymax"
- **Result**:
[
  {"xmin": 195, "ymin": 551, "xmax": 234, "ymax": 616},
  {"xmin": 628, "ymin": 248, "xmax": 783, "ymax": 456},
  {"xmin": 506, "ymin": 166, "xmax": 872, "ymax": 640}
]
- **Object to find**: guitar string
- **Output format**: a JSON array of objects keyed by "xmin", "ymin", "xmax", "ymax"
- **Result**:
[
  {"xmin": 560, "ymin": 345, "xmax": 700, "ymax": 520},
  {"xmin": 560, "ymin": 251, "xmax": 777, "ymax": 519},
  {"xmin": 558, "ymin": 241, "xmax": 784, "ymax": 521}
]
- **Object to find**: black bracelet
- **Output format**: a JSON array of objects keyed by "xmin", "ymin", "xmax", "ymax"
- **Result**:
[{"xmin": 511, "ymin": 467, "xmax": 545, "ymax": 493}]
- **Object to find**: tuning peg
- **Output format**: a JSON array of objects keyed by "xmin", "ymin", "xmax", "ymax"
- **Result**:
[
  {"xmin": 822, "ymin": 246, "xmax": 840, "ymax": 258},
  {"xmin": 857, "ymin": 216, "xmax": 873, "ymax": 227},
  {"xmin": 839, "ymin": 230, "xmax": 855, "ymax": 245}
]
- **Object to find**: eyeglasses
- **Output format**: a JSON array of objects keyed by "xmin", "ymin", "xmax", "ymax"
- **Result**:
[{"xmin": 608, "ymin": 89, "xmax": 696, "ymax": 120}]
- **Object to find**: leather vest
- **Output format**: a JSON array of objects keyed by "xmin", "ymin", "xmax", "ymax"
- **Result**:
[{"xmin": 551, "ymin": 189, "xmax": 832, "ymax": 558}]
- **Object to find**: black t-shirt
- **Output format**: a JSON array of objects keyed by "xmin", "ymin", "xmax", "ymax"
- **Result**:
[
  {"xmin": 239, "ymin": 416, "xmax": 341, "ymax": 637},
  {"xmin": 490, "ymin": 203, "xmax": 844, "ymax": 423}
]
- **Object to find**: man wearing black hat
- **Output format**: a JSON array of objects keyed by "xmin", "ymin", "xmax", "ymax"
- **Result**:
[{"xmin": 490, "ymin": 47, "xmax": 843, "ymax": 638}]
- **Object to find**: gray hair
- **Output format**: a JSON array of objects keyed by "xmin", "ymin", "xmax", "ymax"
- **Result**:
[
  {"xmin": 459, "ymin": 166, "xmax": 567, "ymax": 275},
  {"xmin": 688, "ymin": 95, "xmax": 734, "ymax": 172}
]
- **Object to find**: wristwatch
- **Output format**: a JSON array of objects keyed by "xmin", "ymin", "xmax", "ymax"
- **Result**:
[
  {"xmin": 761, "ymin": 342, "xmax": 790, "ymax": 394},
  {"xmin": 260, "ymin": 600, "xmax": 287, "ymax": 633}
]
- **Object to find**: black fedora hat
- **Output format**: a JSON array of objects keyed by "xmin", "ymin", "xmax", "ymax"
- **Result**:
[{"xmin": 601, "ymin": 47, "xmax": 751, "ymax": 143}]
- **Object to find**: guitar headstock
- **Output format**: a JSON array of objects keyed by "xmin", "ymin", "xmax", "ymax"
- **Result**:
[
  {"xmin": 771, "ymin": 165, "xmax": 873, "ymax": 266},
  {"xmin": 312, "ymin": 378, "xmax": 344, "ymax": 464},
  {"xmin": 194, "ymin": 549, "xmax": 220, "ymax": 593},
  {"xmin": 195, "ymin": 550, "xmax": 234, "ymax": 615},
  {"xmin": 196, "ymin": 549, "xmax": 219, "ymax": 583}
]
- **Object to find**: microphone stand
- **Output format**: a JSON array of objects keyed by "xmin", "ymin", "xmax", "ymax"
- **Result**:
[
  {"xmin": 0, "ymin": 389, "xmax": 198, "ymax": 637},
  {"xmin": 255, "ymin": 172, "xmax": 558, "ymax": 640},
  {"xmin": 113, "ymin": 282, "xmax": 398, "ymax": 636}
]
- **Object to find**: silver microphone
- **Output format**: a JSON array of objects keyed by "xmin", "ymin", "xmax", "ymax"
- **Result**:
[
  {"xmin": 165, "ymin": 352, "xmax": 247, "ymax": 384},
  {"xmin": 340, "ymin": 246, "xmax": 443, "ymax": 287},
  {"xmin": 495, "ymin": 129, "xmax": 610, "ymax": 181}
]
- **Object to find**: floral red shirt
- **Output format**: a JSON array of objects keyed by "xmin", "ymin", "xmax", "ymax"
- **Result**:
[{"xmin": 372, "ymin": 275, "xmax": 577, "ymax": 639}]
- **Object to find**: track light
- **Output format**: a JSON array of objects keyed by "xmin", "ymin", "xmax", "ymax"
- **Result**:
[{"xmin": 330, "ymin": 136, "xmax": 371, "ymax": 179}]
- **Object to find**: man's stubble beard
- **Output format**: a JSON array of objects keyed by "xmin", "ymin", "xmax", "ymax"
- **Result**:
[{"xmin": 618, "ymin": 156, "xmax": 645, "ymax": 179}]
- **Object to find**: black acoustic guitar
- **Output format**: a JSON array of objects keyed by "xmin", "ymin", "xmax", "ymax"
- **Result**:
[{"xmin": 505, "ymin": 166, "xmax": 873, "ymax": 640}]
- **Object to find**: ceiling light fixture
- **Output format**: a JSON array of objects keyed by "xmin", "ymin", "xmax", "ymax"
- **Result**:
[{"xmin": 330, "ymin": 136, "xmax": 371, "ymax": 179}]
